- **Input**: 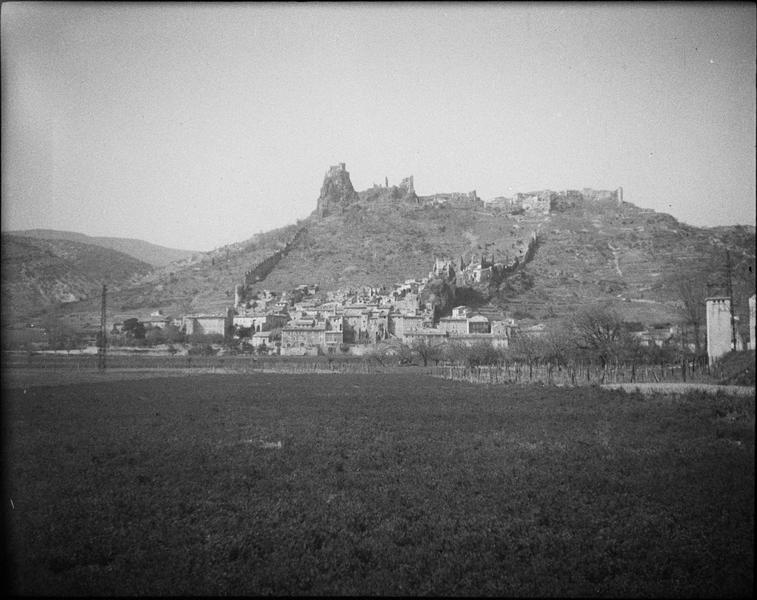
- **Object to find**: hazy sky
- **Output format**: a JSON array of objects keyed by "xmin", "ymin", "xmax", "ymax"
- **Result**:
[{"xmin": 2, "ymin": 2, "xmax": 755, "ymax": 251}]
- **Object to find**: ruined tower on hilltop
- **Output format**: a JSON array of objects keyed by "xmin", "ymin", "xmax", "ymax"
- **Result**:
[{"xmin": 316, "ymin": 163, "xmax": 359, "ymax": 218}]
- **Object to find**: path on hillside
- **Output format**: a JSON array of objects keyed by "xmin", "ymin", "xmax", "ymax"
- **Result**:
[{"xmin": 607, "ymin": 242, "xmax": 623, "ymax": 276}]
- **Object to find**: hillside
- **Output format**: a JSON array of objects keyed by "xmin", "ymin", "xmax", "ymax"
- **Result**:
[
  {"xmin": 4, "ymin": 229, "xmax": 196, "ymax": 267},
  {"xmin": 1, "ymin": 235, "xmax": 153, "ymax": 322},
  {"xmin": 35, "ymin": 222, "xmax": 306, "ymax": 323},
  {"xmin": 499, "ymin": 203, "xmax": 755, "ymax": 328},
  {"xmin": 10, "ymin": 165, "xmax": 755, "ymax": 335},
  {"xmin": 262, "ymin": 201, "xmax": 537, "ymax": 291}
]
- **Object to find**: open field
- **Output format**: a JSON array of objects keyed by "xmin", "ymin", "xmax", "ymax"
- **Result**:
[{"xmin": 3, "ymin": 372, "xmax": 754, "ymax": 596}]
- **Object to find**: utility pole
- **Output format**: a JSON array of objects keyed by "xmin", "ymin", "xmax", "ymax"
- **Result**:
[
  {"xmin": 726, "ymin": 250, "xmax": 737, "ymax": 350},
  {"xmin": 98, "ymin": 284, "xmax": 107, "ymax": 371}
]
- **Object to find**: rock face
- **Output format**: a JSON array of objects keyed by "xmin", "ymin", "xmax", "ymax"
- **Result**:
[
  {"xmin": 316, "ymin": 163, "xmax": 359, "ymax": 218},
  {"xmin": 399, "ymin": 176, "xmax": 415, "ymax": 197}
]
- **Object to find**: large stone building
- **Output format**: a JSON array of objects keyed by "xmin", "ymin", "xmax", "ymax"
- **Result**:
[
  {"xmin": 281, "ymin": 324, "xmax": 326, "ymax": 355},
  {"xmin": 233, "ymin": 312, "xmax": 289, "ymax": 333},
  {"xmin": 182, "ymin": 309, "xmax": 233, "ymax": 338}
]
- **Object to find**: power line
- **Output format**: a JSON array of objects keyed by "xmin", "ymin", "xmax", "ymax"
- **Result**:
[
  {"xmin": 726, "ymin": 250, "xmax": 737, "ymax": 350},
  {"xmin": 98, "ymin": 284, "xmax": 107, "ymax": 371}
]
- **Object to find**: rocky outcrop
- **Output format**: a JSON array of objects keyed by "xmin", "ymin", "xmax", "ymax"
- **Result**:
[
  {"xmin": 316, "ymin": 163, "xmax": 359, "ymax": 218},
  {"xmin": 399, "ymin": 176, "xmax": 415, "ymax": 197}
]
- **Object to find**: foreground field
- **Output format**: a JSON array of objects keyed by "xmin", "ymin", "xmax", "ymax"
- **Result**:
[{"xmin": 3, "ymin": 373, "xmax": 754, "ymax": 596}]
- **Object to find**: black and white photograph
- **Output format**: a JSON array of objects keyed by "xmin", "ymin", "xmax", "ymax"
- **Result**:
[{"xmin": 2, "ymin": 1, "xmax": 754, "ymax": 596}]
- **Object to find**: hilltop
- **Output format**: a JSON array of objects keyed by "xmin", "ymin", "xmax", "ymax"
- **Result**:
[{"xmin": 4, "ymin": 229, "xmax": 196, "ymax": 267}]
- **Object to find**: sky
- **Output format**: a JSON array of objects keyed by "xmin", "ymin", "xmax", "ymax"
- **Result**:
[{"xmin": 2, "ymin": 2, "xmax": 755, "ymax": 252}]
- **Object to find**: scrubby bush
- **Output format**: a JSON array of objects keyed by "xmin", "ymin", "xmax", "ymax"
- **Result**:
[
  {"xmin": 144, "ymin": 327, "xmax": 165, "ymax": 346},
  {"xmin": 446, "ymin": 341, "xmax": 504, "ymax": 367},
  {"xmin": 716, "ymin": 350, "xmax": 756, "ymax": 385},
  {"xmin": 187, "ymin": 343, "xmax": 218, "ymax": 356},
  {"xmin": 186, "ymin": 333, "xmax": 225, "ymax": 345}
]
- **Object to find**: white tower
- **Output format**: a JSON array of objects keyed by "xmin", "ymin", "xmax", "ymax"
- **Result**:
[{"xmin": 706, "ymin": 296, "xmax": 733, "ymax": 365}]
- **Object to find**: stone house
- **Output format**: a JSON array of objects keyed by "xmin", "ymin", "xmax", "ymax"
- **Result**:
[
  {"xmin": 251, "ymin": 330, "xmax": 275, "ymax": 348},
  {"xmin": 281, "ymin": 323, "xmax": 326, "ymax": 355},
  {"xmin": 233, "ymin": 312, "xmax": 288, "ymax": 333},
  {"xmin": 467, "ymin": 314, "xmax": 491, "ymax": 334},
  {"xmin": 342, "ymin": 304, "xmax": 389, "ymax": 344},
  {"xmin": 452, "ymin": 306, "xmax": 472, "ymax": 318},
  {"xmin": 367, "ymin": 309, "xmax": 390, "ymax": 343},
  {"xmin": 325, "ymin": 330, "xmax": 344, "ymax": 352},
  {"xmin": 438, "ymin": 316, "xmax": 468, "ymax": 335},
  {"xmin": 389, "ymin": 313, "xmax": 426, "ymax": 340},
  {"xmin": 491, "ymin": 319, "xmax": 516, "ymax": 337},
  {"xmin": 182, "ymin": 309, "xmax": 233, "ymax": 338}
]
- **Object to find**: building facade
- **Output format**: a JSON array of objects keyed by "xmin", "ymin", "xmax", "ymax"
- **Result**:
[{"xmin": 706, "ymin": 296, "xmax": 733, "ymax": 365}]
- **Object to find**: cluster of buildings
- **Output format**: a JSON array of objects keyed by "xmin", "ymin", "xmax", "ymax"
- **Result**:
[
  {"xmin": 485, "ymin": 187, "xmax": 624, "ymax": 215},
  {"xmin": 430, "ymin": 230, "xmax": 538, "ymax": 287},
  {"xmin": 232, "ymin": 275, "xmax": 517, "ymax": 356},
  {"xmin": 135, "ymin": 289, "xmax": 756, "ymax": 363},
  {"xmin": 116, "ymin": 253, "xmax": 522, "ymax": 356}
]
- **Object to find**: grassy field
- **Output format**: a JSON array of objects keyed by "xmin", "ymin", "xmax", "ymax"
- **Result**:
[{"xmin": 3, "ymin": 372, "xmax": 754, "ymax": 596}]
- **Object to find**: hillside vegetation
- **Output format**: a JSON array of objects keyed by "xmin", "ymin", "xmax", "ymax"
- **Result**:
[
  {"xmin": 261, "ymin": 199, "xmax": 535, "ymax": 291},
  {"xmin": 1, "ymin": 235, "xmax": 153, "ymax": 322},
  {"xmin": 34, "ymin": 223, "xmax": 305, "ymax": 322},
  {"xmin": 503, "ymin": 201, "xmax": 755, "ymax": 327}
]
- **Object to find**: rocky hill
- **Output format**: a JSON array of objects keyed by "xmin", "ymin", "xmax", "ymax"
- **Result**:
[
  {"xmin": 1, "ymin": 235, "xmax": 154, "ymax": 322},
  {"xmin": 499, "ymin": 203, "xmax": 755, "ymax": 328},
  {"xmin": 9, "ymin": 164, "xmax": 755, "ymax": 335},
  {"xmin": 4, "ymin": 229, "xmax": 196, "ymax": 267}
]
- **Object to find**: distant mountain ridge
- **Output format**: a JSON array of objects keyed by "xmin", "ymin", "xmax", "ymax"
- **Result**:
[
  {"xmin": 1, "ymin": 234, "xmax": 154, "ymax": 321},
  {"xmin": 4, "ymin": 229, "xmax": 196, "ymax": 267}
]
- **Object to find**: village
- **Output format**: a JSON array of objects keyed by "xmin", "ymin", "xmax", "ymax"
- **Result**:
[
  {"xmin": 105, "ymin": 243, "xmax": 757, "ymax": 366},
  {"xmin": 112, "ymin": 253, "xmax": 522, "ymax": 357}
]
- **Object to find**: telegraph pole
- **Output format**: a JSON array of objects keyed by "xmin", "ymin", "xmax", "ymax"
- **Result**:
[
  {"xmin": 726, "ymin": 250, "xmax": 737, "ymax": 350},
  {"xmin": 98, "ymin": 284, "xmax": 107, "ymax": 371}
]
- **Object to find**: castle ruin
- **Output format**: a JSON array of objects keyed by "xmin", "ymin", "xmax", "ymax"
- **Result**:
[{"xmin": 316, "ymin": 163, "xmax": 359, "ymax": 218}]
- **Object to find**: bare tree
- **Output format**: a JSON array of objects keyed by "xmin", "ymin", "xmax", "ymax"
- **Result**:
[
  {"xmin": 674, "ymin": 276, "xmax": 706, "ymax": 354},
  {"xmin": 540, "ymin": 323, "xmax": 575, "ymax": 367},
  {"xmin": 410, "ymin": 337, "xmax": 445, "ymax": 367},
  {"xmin": 508, "ymin": 332, "xmax": 542, "ymax": 378},
  {"xmin": 572, "ymin": 304, "xmax": 624, "ymax": 367},
  {"xmin": 669, "ymin": 263, "xmax": 709, "ymax": 355}
]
